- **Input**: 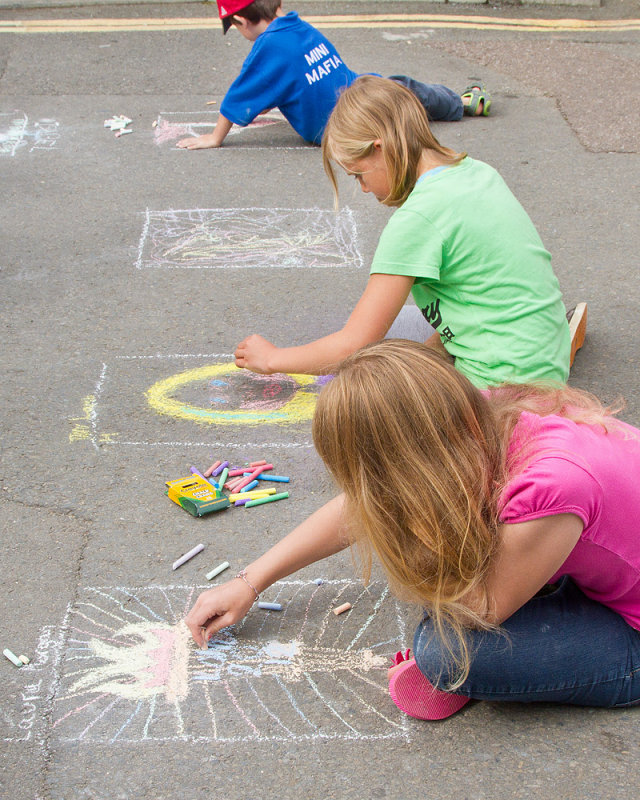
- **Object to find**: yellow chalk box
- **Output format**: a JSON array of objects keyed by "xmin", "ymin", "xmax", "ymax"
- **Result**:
[{"xmin": 165, "ymin": 474, "xmax": 230, "ymax": 517}]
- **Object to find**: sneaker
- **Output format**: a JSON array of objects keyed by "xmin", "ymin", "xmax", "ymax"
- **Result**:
[{"xmin": 567, "ymin": 302, "xmax": 587, "ymax": 366}]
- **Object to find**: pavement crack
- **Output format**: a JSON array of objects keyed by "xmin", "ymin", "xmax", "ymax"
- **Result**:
[{"xmin": 0, "ymin": 494, "xmax": 94, "ymax": 524}]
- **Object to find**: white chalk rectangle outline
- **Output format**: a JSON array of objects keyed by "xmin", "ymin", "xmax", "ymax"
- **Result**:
[{"xmin": 135, "ymin": 206, "xmax": 363, "ymax": 271}]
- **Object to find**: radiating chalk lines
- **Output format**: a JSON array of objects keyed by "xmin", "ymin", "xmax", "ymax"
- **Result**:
[
  {"xmin": 135, "ymin": 207, "xmax": 363, "ymax": 270},
  {"xmin": 154, "ymin": 110, "xmax": 308, "ymax": 150},
  {"xmin": 68, "ymin": 354, "xmax": 327, "ymax": 449},
  {"xmin": 13, "ymin": 581, "xmax": 409, "ymax": 744},
  {"xmin": 0, "ymin": 110, "xmax": 60, "ymax": 156}
]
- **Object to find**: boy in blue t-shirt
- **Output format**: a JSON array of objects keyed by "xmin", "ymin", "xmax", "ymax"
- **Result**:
[{"xmin": 177, "ymin": 0, "xmax": 489, "ymax": 150}]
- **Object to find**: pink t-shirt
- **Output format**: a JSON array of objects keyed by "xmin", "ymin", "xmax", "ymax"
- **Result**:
[{"xmin": 499, "ymin": 411, "xmax": 640, "ymax": 631}]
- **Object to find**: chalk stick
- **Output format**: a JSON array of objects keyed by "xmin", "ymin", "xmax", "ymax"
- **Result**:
[
  {"xmin": 19, "ymin": 655, "xmax": 30, "ymax": 665},
  {"xmin": 206, "ymin": 561, "xmax": 230, "ymax": 581},
  {"xmin": 233, "ymin": 466, "xmax": 266, "ymax": 493},
  {"xmin": 333, "ymin": 602, "xmax": 352, "ymax": 616},
  {"xmin": 255, "ymin": 474, "xmax": 290, "ymax": 483},
  {"xmin": 245, "ymin": 491, "xmax": 289, "ymax": 508},
  {"xmin": 227, "ymin": 467, "xmax": 249, "ymax": 477},
  {"xmin": 172, "ymin": 543, "xmax": 204, "ymax": 571},
  {"xmin": 234, "ymin": 498, "xmax": 249, "ymax": 506},
  {"xmin": 229, "ymin": 488, "xmax": 276, "ymax": 502},
  {"xmin": 190, "ymin": 466, "xmax": 218, "ymax": 489},
  {"xmin": 211, "ymin": 461, "xmax": 228, "ymax": 477},
  {"xmin": 249, "ymin": 460, "xmax": 267, "ymax": 467},
  {"xmin": 241, "ymin": 464, "xmax": 273, "ymax": 476},
  {"xmin": 217, "ymin": 467, "xmax": 229, "ymax": 489},
  {"xmin": 3, "ymin": 648, "xmax": 23, "ymax": 667},
  {"xmin": 204, "ymin": 460, "xmax": 222, "ymax": 478},
  {"xmin": 242, "ymin": 479, "xmax": 260, "ymax": 493},
  {"xmin": 258, "ymin": 602, "xmax": 282, "ymax": 611}
]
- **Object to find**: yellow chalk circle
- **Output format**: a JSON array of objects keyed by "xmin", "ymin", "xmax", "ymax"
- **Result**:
[{"xmin": 146, "ymin": 363, "xmax": 318, "ymax": 426}]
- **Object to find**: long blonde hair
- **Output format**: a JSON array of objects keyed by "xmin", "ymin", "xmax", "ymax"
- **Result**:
[
  {"xmin": 322, "ymin": 75, "xmax": 465, "ymax": 207},
  {"xmin": 312, "ymin": 340, "xmax": 621, "ymax": 685}
]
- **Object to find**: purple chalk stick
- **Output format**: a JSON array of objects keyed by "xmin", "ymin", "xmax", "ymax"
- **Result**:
[{"xmin": 211, "ymin": 460, "xmax": 229, "ymax": 477}]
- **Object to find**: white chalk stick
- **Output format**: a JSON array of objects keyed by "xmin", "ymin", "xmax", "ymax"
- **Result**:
[
  {"xmin": 206, "ymin": 561, "xmax": 230, "ymax": 581},
  {"xmin": 3, "ymin": 648, "xmax": 23, "ymax": 667},
  {"xmin": 172, "ymin": 543, "xmax": 204, "ymax": 570}
]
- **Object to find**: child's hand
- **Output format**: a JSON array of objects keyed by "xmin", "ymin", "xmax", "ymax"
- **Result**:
[
  {"xmin": 235, "ymin": 335, "xmax": 278, "ymax": 374},
  {"xmin": 184, "ymin": 579, "xmax": 257, "ymax": 647},
  {"xmin": 176, "ymin": 134, "xmax": 221, "ymax": 150}
]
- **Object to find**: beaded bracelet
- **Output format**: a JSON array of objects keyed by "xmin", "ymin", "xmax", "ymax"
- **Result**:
[{"xmin": 235, "ymin": 570, "xmax": 259, "ymax": 603}]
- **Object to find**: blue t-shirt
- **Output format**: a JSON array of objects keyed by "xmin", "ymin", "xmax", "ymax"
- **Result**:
[{"xmin": 220, "ymin": 12, "xmax": 358, "ymax": 144}]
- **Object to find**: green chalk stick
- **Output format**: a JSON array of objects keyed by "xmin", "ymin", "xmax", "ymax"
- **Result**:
[{"xmin": 245, "ymin": 491, "xmax": 289, "ymax": 508}]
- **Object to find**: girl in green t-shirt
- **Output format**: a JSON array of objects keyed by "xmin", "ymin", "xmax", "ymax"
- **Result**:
[{"xmin": 234, "ymin": 75, "xmax": 585, "ymax": 388}]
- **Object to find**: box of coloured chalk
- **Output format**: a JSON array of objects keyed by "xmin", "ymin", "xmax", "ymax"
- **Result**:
[{"xmin": 165, "ymin": 474, "xmax": 230, "ymax": 517}]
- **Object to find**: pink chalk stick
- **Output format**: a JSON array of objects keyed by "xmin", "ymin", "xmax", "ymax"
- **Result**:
[
  {"xmin": 249, "ymin": 460, "xmax": 268, "ymax": 467},
  {"xmin": 204, "ymin": 460, "xmax": 222, "ymax": 478},
  {"xmin": 232, "ymin": 466, "xmax": 267, "ymax": 493},
  {"xmin": 227, "ymin": 468, "xmax": 249, "ymax": 477}
]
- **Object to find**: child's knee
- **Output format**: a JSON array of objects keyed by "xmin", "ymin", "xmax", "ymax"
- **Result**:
[{"xmin": 412, "ymin": 619, "xmax": 460, "ymax": 690}]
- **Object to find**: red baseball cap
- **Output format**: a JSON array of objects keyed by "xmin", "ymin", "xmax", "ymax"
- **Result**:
[{"xmin": 217, "ymin": 0, "xmax": 253, "ymax": 34}]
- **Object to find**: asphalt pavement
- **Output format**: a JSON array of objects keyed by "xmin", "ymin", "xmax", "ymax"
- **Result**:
[{"xmin": 1, "ymin": 2, "xmax": 639, "ymax": 799}]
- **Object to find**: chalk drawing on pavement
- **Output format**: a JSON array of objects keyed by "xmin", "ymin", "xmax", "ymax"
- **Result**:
[
  {"xmin": 6, "ymin": 581, "xmax": 409, "ymax": 744},
  {"xmin": 135, "ymin": 207, "xmax": 363, "ymax": 270},
  {"xmin": 147, "ymin": 363, "xmax": 331, "ymax": 427},
  {"xmin": 69, "ymin": 355, "xmax": 327, "ymax": 449},
  {"xmin": 154, "ymin": 110, "xmax": 302, "ymax": 149},
  {"xmin": 0, "ymin": 111, "xmax": 60, "ymax": 156}
]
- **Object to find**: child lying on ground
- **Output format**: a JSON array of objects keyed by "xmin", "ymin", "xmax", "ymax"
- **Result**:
[{"xmin": 177, "ymin": 1, "xmax": 488, "ymax": 150}]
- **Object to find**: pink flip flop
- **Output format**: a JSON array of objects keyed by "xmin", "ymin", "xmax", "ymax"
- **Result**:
[{"xmin": 388, "ymin": 650, "xmax": 470, "ymax": 720}]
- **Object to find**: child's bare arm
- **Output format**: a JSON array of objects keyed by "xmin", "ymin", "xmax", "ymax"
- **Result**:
[
  {"xmin": 184, "ymin": 494, "xmax": 349, "ymax": 646},
  {"xmin": 463, "ymin": 514, "xmax": 583, "ymax": 626},
  {"xmin": 177, "ymin": 114, "xmax": 234, "ymax": 149},
  {"xmin": 234, "ymin": 274, "xmax": 415, "ymax": 375}
]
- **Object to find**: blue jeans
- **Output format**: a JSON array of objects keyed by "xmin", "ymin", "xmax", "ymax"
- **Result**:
[
  {"xmin": 413, "ymin": 578, "xmax": 640, "ymax": 708},
  {"xmin": 389, "ymin": 75, "xmax": 463, "ymax": 121}
]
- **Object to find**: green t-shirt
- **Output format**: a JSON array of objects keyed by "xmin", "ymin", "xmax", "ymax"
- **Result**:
[{"xmin": 370, "ymin": 157, "xmax": 570, "ymax": 388}]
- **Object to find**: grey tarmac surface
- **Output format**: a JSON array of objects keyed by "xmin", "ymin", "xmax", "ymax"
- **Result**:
[{"xmin": 1, "ymin": 2, "xmax": 639, "ymax": 799}]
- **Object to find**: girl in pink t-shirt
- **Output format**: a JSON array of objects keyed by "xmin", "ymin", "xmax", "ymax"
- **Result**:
[{"xmin": 184, "ymin": 340, "xmax": 640, "ymax": 720}]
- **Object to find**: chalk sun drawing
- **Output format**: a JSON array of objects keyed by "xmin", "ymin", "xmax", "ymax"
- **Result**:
[
  {"xmin": 154, "ymin": 111, "xmax": 292, "ymax": 148},
  {"xmin": 45, "ymin": 581, "xmax": 409, "ymax": 743},
  {"xmin": 146, "ymin": 362, "xmax": 329, "ymax": 426},
  {"xmin": 135, "ymin": 207, "xmax": 363, "ymax": 270}
]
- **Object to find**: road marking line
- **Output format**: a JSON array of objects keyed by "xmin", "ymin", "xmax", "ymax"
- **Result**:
[{"xmin": 1, "ymin": 15, "xmax": 639, "ymax": 34}]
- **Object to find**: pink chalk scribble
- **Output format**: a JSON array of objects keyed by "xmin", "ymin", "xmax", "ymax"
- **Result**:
[{"xmin": 153, "ymin": 111, "xmax": 285, "ymax": 147}]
